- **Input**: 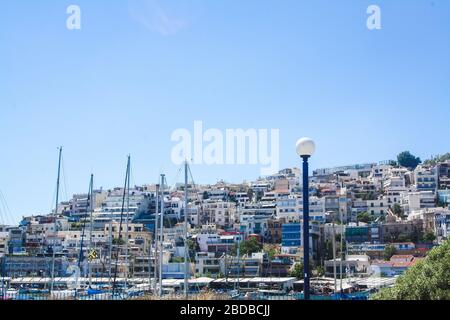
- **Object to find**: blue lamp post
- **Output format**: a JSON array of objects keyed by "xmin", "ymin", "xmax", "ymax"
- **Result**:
[{"xmin": 296, "ymin": 137, "xmax": 316, "ymax": 300}]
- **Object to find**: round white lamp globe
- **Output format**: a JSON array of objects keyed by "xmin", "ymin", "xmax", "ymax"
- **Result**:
[{"xmin": 296, "ymin": 137, "xmax": 316, "ymax": 157}]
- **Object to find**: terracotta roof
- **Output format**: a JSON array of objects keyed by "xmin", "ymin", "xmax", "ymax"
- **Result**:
[
  {"xmin": 392, "ymin": 262, "xmax": 415, "ymax": 268},
  {"xmin": 390, "ymin": 255, "xmax": 414, "ymax": 262}
]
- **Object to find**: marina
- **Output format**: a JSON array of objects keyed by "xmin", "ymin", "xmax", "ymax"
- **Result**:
[{"xmin": 1, "ymin": 276, "xmax": 395, "ymax": 300}]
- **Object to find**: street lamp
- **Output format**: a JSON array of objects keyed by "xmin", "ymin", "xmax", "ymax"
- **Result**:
[{"xmin": 296, "ymin": 137, "xmax": 316, "ymax": 300}]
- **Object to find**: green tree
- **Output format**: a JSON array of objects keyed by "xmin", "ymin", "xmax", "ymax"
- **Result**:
[
  {"xmin": 202, "ymin": 191, "xmax": 209, "ymax": 200},
  {"xmin": 357, "ymin": 212, "xmax": 373, "ymax": 224},
  {"xmin": 392, "ymin": 203, "xmax": 404, "ymax": 218},
  {"xmin": 289, "ymin": 261, "xmax": 315, "ymax": 279},
  {"xmin": 423, "ymin": 153, "xmax": 450, "ymax": 166},
  {"xmin": 314, "ymin": 266, "xmax": 325, "ymax": 277},
  {"xmin": 171, "ymin": 256, "xmax": 185, "ymax": 263},
  {"xmin": 373, "ymin": 239, "xmax": 450, "ymax": 300},
  {"xmin": 397, "ymin": 151, "xmax": 421, "ymax": 169},
  {"xmin": 362, "ymin": 191, "xmax": 377, "ymax": 201},
  {"xmin": 232, "ymin": 237, "xmax": 263, "ymax": 256},
  {"xmin": 398, "ymin": 234, "xmax": 410, "ymax": 243},
  {"xmin": 383, "ymin": 245, "xmax": 397, "ymax": 261},
  {"xmin": 388, "ymin": 160, "xmax": 398, "ymax": 167},
  {"xmin": 321, "ymin": 239, "xmax": 334, "ymax": 261},
  {"xmin": 263, "ymin": 244, "xmax": 278, "ymax": 260},
  {"xmin": 423, "ymin": 231, "xmax": 436, "ymax": 243},
  {"xmin": 112, "ymin": 238, "xmax": 125, "ymax": 245}
]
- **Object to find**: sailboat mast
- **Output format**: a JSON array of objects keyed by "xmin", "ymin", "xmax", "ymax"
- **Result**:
[
  {"xmin": 88, "ymin": 174, "xmax": 94, "ymax": 288},
  {"xmin": 124, "ymin": 156, "xmax": 131, "ymax": 289},
  {"xmin": 184, "ymin": 161, "xmax": 189, "ymax": 299},
  {"xmin": 153, "ymin": 184, "xmax": 160, "ymax": 294},
  {"xmin": 339, "ymin": 211, "xmax": 344, "ymax": 295},
  {"xmin": 158, "ymin": 174, "xmax": 165, "ymax": 297},
  {"xmin": 332, "ymin": 222, "xmax": 337, "ymax": 295},
  {"xmin": 75, "ymin": 174, "xmax": 93, "ymax": 299},
  {"xmin": 108, "ymin": 219, "xmax": 112, "ymax": 288},
  {"xmin": 112, "ymin": 156, "xmax": 131, "ymax": 295},
  {"xmin": 236, "ymin": 203, "xmax": 241, "ymax": 293},
  {"xmin": 50, "ymin": 146, "xmax": 62, "ymax": 293}
]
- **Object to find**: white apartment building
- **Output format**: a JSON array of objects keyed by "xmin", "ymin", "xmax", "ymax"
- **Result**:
[
  {"xmin": 370, "ymin": 164, "xmax": 392, "ymax": 180},
  {"xmin": 414, "ymin": 165, "xmax": 438, "ymax": 192},
  {"xmin": 239, "ymin": 214, "xmax": 270, "ymax": 237},
  {"xmin": 166, "ymin": 197, "xmax": 184, "ymax": 219},
  {"xmin": 434, "ymin": 209, "xmax": 450, "ymax": 240},
  {"xmin": 59, "ymin": 230, "xmax": 108, "ymax": 249},
  {"xmin": 202, "ymin": 200, "xmax": 236, "ymax": 228},
  {"xmin": 234, "ymin": 192, "xmax": 250, "ymax": 204},
  {"xmin": 276, "ymin": 195, "xmax": 325, "ymax": 222},
  {"xmin": 260, "ymin": 192, "xmax": 277, "ymax": 204},
  {"xmin": 162, "ymin": 223, "xmax": 192, "ymax": 243},
  {"xmin": 276, "ymin": 195, "xmax": 300, "ymax": 222},
  {"xmin": 251, "ymin": 182, "xmax": 272, "ymax": 193},
  {"xmin": 367, "ymin": 198, "xmax": 389, "ymax": 218},
  {"xmin": 102, "ymin": 188, "xmax": 145, "ymax": 211},
  {"xmin": 207, "ymin": 189, "xmax": 230, "ymax": 201},
  {"xmin": 186, "ymin": 205, "xmax": 200, "ymax": 226},
  {"xmin": 383, "ymin": 167, "xmax": 409, "ymax": 189},
  {"xmin": 401, "ymin": 191, "xmax": 436, "ymax": 214},
  {"xmin": 67, "ymin": 190, "xmax": 108, "ymax": 218},
  {"xmin": 195, "ymin": 252, "xmax": 221, "ymax": 276},
  {"xmin": 196, "ymin": 230, "xmax": 221, "ymax": 252},
  {"xmin": 384, "ymin": 187, "xmax": 407, "ymax": 206}
]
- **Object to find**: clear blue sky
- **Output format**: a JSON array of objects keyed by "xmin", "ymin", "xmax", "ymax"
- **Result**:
[{"xmin": 1, "ymin": 0, "xmax": 449, "ymax": 223}]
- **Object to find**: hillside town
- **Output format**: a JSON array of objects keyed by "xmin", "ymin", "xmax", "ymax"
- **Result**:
[{"xmin": 1, "ymin": 153, "xmax": 449, "ymax": 299}]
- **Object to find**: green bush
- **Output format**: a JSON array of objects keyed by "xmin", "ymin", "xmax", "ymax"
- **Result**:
[{"xmin": 373, "ymin": 240, "xmax": 450, "ymax": 300}]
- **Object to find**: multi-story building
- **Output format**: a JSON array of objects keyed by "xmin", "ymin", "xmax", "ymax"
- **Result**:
[
  {"xmin": 65, "ymin": 190, "xmax": 107, "ymax": 220},
  {"xmin": 195, "ymin": 252, "xmax": 221, "ymax": 277},
  {"xmin": 233, "ymin": 192, "xmax": 251, "ymax": 204},
  {"xmin": 366, "ymin": 198, "xmax": 388, "ymax": 218},
  {"xmin": 434, "ymin": 209, "xmax": 450, "ymax": 240},
  {"xmin": 281, "ymin": 223, "xmax": 301, "ymax": 249},
  {"xmin": 206, "ymin": 189, "xmax": 230, "ymax": 201},
  {"xmin": 325, "ymin": 254, "xmax": 370, "ymax": 278},
  {"xmin": 438, "ymin": 161, "xmax": 450, "ymax": 190},
  {"xmin": 239, "ymin": 214, "xmax": 270, "ymax": 238},
  {"xmin": 220, "ymin": 252, "xmax": 266, "ymax": 278},
  {"xmin": 276, "ymin": 195, "xmax": 300, "ymax": 222},
  {"xmin": 102, "ymin": 188, "xmax": 146, "ymax": 210},
  {"xmin": 105, "ymin": 221, "xmax": 151, "ymax": 256},
  {"xmin": 202, "ymin": 200, "xmax": 236, "ymax": 228},
  {"xmin": 414, "ymin": 165, "xmax": 438, "ymax": 192},
  {"xmin": 345, "ymin": 225, "xmax": 370, "ymax": 243},
  {"xmin": 267, "ymin": 218, "xmax": 284, "ymax": 244},
  {"xmin": 401, "ymin": 191, "xmax": 436, "ymax": 213},
  {"xmin": 0, "ymin": 231, "xmax": 9, "ymax": 257},
  {"xmin": 1, "ymin": 255, "xmax": 69, "ymax": 277},
  {"xmin": 8, "ymin": 227, "xmax": 26, "ymax": 255},
  {"xmin": 347, "ymin": 242, "xmax": 416, "ymax": 259},
  {"xmin": 131, "ymin": 255, "xmax": 155, "ymax": 278},
  {"xmin": 281, "ymin": 222, "xmax": 320, "ymax": 258},
  {"xmin": 380, "ymin": 220, "xmax": 423, "ymax": 243}
]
